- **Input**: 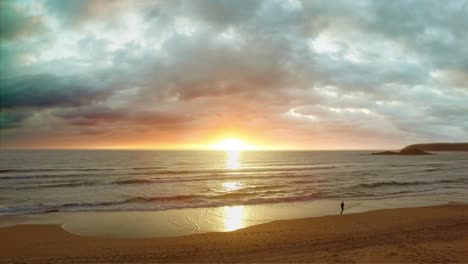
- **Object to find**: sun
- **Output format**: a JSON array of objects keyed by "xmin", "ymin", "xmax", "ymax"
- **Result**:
[{"xmin": 211, "ymin": 138, "xmax": 255, "ymax": 151}]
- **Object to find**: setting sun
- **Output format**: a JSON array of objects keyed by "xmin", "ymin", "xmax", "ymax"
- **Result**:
[
  {"xmin": 211, "ymin": 138, "xmax": 256, "ymax": 151},
  {"xmin": 1, "ymin": 0, "xmax": 466, "ymax": 262}
]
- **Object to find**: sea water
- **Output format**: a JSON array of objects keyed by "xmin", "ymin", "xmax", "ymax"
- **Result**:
[{"xmin": 1, "ymin": 150, "xmax": 467, "ymax": 216}]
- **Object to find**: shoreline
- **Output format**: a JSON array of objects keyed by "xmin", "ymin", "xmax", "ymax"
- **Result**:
[
  {"xmin": 1, "ymin": 204, "xmax": 467, "ymax": 263},
  {"xmin": 1, "ymin": 197, "xmax": 462, "ymax": 238}
]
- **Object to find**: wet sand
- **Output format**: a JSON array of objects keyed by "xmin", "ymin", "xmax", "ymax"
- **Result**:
[{"xmin": 1, "ymin": 204, "xmax": 467, "ymax": 263}]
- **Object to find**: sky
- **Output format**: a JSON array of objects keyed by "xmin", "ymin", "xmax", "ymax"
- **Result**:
[{"xmin": 1, "ymin": 0, "xmax": 468, "ymax": 150}]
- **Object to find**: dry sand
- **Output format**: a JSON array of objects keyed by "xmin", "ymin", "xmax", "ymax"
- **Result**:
[{"xmin": 1, "ymin": 204, "xmax": 467, "ymax": 263}]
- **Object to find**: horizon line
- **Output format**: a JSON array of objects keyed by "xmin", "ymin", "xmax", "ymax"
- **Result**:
[{"xmin": 0, "ymin": 147, "xmax": 400, "ymax": 151}]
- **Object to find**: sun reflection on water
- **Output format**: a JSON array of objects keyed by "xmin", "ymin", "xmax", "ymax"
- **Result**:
[
  {"xmin": 223, "ymin": 205, "xmax": 245, "ymax": 231},
  {"xmin": 220, "ymin": 149, "xmax": 245, "ymax": 231},
  {"xmin": 226, "ymin": 150, "xmax": 241, "ymax": 170},
  {"xmin": 222, "ymin": 181, "xmax": 242, "ymax": 191}
]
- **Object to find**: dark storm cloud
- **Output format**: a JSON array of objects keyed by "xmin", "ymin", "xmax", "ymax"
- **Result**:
[
  {"xmin": 1, "ymin": 0, "xmax": 467, "ymax": 147},
  {"xmin": 0, "ymin": 74, "xmax": 111, "ymax": 108},
  {"xmin": 0, "ymin": 0, "xmax": 45, "ymax": 40},
  {"xmin": 0, "ymin": 73, "xmax": 113, "ymax": 129},
  {"xmin": 0, "ymin": 109, "xmax": 30, "ymax": 129},
  {"xmin": 55, "ymin": 106, "xmax": 193, "ymax": 128}
]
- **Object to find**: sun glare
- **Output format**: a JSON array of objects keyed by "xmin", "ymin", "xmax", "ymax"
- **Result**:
[
  {"xmin": 211, "ymin": 138, "xmax": 256, "ymax": 169},
  {"xmin": 226, "ymin": 150, "xmax": 241, "ymax": 169},
  {"xmin": 211, "ymin": 138, "xmax": 255, "ymax": 151},
  {"xmin": 223, "ymin": 205, "xmax": 245, "ymax": 231}
]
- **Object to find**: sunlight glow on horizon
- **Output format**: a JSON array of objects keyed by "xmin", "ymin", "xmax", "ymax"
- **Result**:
[
  {"xmin": 211, "ymin": 138, "xmax": 257, "ymax": 151},
  {"xmin": 211, "ymin": 138, "xmax": 254, "ymax": 169}
]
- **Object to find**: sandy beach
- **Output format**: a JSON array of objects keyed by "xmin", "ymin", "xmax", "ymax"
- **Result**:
[{"xmin": 0, "ymin": 204, "xmax": 467, "ymax": 263}]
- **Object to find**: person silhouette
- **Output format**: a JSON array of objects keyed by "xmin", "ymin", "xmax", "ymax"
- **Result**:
[{"xmin": 340, "ymin": 201, "xmax": 344, "ymax": 215}]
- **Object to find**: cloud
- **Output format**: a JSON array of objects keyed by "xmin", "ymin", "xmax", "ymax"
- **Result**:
[
  {"xmin": 0, "ymin": 0, "xmax": 46, "ymax": 41},
  {"xmin": 43, "ymin": 0, "xmax": 131, "ymax": 27},
  {"xmin": 55, "ymin": 106, "xmax": 192, "ymax": 128},
  {"xmin": 0, "ymin": 109, "xmax": 30, "ymax": 129},
  {"xmin": 1, "ymin": 0, "xmax": 467, "ymax": 148},
  {"xmin": 364, "ymin": 1, "xmax": 468, "ymax": 71},
  {"xmin": 0, "ymin": 74, "xmax": 111, "ymax": 109}
]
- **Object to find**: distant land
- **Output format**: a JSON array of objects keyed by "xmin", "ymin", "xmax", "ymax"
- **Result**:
[
  {"xmin": 401, "ymin": 143, "xmax": 468, "ymax": 152},
  {"xmin": 372, "ymin": 142, "xmax": 468, "ymax": 155},
  {"xmin": 371, "ymin": 148, "xmax": 433, "ymax": 155}
]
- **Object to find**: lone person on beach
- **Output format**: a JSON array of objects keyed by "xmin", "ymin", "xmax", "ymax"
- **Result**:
[{"xmin": 340, "ymin": 201, "xmax": 344, "ymax": 215}]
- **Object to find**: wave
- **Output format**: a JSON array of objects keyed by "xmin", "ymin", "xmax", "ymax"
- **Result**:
[
  {"xmin": 155, "ymin": 165, "xmax": 337, "ymax": 175},
  {"xmin": 114, "ymin": 179, "xmax": 156, "ymax": 185},
  {"xmin": 0, "ymin": 171, "xmax": 159, "ymax": 181},
  {"xmin": 2, "ymin": 172, "xmax": 322, "ymax": 190},
  {"xmin": 0, "ymin": 168, "xmax": 119, "ymax": 173},
  {"xmin": 326, "ymin": 188, "xmax": 440, "ymax": 200},
  {"xmin": 131, "ymin": 166, "xmax": 166, "ymax": 170},
  {"xmin": 390, "ymin": 163, "xmax": 447, "ymax": 168},
  {"xmin": 25, "ymin": 173, "xmax": 450, "ymax": 192},
  {"xmin": 14, "ymin": 181, "xmax": 98, "ymax": 190},
  {"xmin": 124, "ymin": 189, "xmax": 287, "ymax": 204},
  {"xmin": 0, "ymin": 165, "xmax": 336, "ymax": 181},
  {"xmin": 111, "ymin": 172, "xmax": 328, "ymax": 186},
  {"xmin": 0, "ymin": 189, "xmax": 296, "ymax": 215},
  {"xmin": 0, "ymin": 167, "xmax": 166, "ymax": 178},
  {"xmin": 238, "ymin": 184, "xmax": 288, "ymax": 192},
  {"xmin": 0, "ymin": 173, "xmax": 104, "ymax": 180},
  {"xmin": 421, "ymin": 168, "xmax": 442, "ymax": 172},
  {"xmin": 126, "ymin": 194, "xmax": 203, "ymax": 202},
  {"xmin": 4, "ymin": 174, "xmax": 465, "ymax": 194},
  {"xmin": 290, "ymin": 179, "xmax": 328, "ymax": 184},
  {"xmin": 352, "ymin": 179, "xmax": 466, "ymax": 188},
  {"xmin": 1, "ymin": 181, "xmax": 464, "ymax": 216}
]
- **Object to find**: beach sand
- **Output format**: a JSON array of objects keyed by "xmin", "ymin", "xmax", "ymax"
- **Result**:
[{"xmin": 1, "ymin": 204, "xmax": 467, "ymax": 263}]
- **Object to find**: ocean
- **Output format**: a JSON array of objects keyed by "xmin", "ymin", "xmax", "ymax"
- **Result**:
[{"xmin": 1, "ymin": 150, "xmax": 467, "ymax": 217}]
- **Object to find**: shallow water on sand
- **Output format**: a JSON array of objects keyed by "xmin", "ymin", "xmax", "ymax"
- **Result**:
[{"xmin": 0, "ymin": 197, "xmax": 460, "ymax": 238}]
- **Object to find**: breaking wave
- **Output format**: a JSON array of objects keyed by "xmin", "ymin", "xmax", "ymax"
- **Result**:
[{"xmin": 353, "ymin": 179, "xmax": 465, "ymax": 188}]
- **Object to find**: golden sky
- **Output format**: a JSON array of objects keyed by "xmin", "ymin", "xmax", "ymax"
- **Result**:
[{"xmin": 1, "ymin": 0, "xmax": 467, "ymax": 149}]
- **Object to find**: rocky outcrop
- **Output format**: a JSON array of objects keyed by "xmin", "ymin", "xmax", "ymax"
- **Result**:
[
  {"xmin": 371, "ymin": 151, "xmax": 399, "ymax": 155},
  {"xmin": 401, "ymin": 143, "xmax": 468, "ymax": 152},
  {"xmin": 371, "ymin": 142, "xmax": 468, "ymax": 155},
  {"xmin": 372, "ymin": 148, "xmax": 433, "ymax": 155},
  {"xmin": 399, "ymin": 148, "xmax": 433, "ymax": 155}
]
